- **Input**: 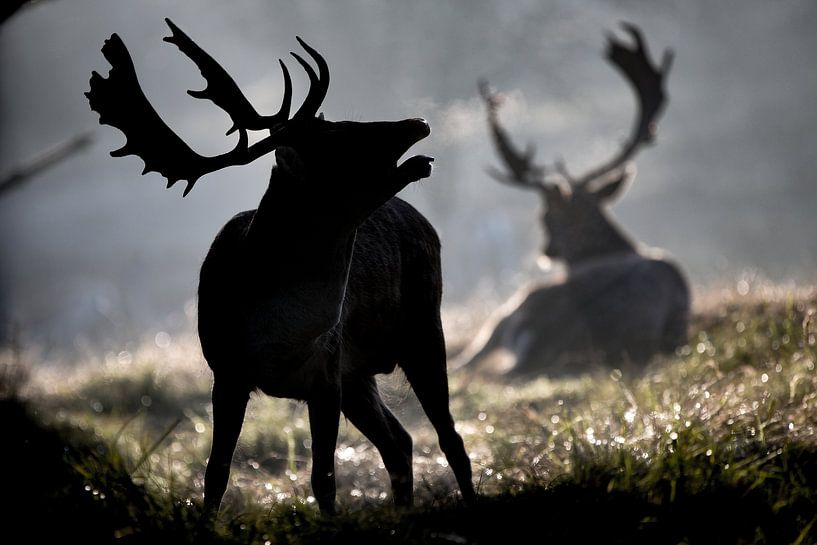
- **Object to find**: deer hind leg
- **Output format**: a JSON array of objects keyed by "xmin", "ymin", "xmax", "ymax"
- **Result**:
[
  {"xmin": 341, "ymin": 375, "xmax": 414, "ymax": 506},
  {"xmin": 203, "ymin": 375, "xmax": 250, "ymax": 516},
  {"xmin": 400, "ymin": 323, "xmax": 476, "ymax": 504}
]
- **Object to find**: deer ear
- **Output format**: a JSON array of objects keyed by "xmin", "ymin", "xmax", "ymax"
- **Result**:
[
  {"xmin": 275, "ymin": 146, "xmax": 305, "ymax": 179},
  {"xmin": 592, "ymin": 164, "xmax": 635, "ymax": 202},
  {"xmin": 542, "ymin": 176, "xmax": 572, "ymax": 203}
]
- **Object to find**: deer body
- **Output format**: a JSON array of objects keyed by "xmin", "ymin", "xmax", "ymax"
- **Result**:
[
  {"xmin": 87, "ymin": 19, "xmax": 474, "ymax": 519},
  {"xmin": 456, "ymin": 251, "xmax": 689, "ymax": 377},
  {"xmin": 198, "ymin": 194, "xmax": 448, "ymax": 397},
  {"xmin": 461, "ymin": 24, "xmax": 690, "ymax": 378}
]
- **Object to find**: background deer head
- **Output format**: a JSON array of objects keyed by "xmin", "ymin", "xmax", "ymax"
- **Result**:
[{"xmin": 479, "ymin": 23, "xmax": 673, "ymax": 267}]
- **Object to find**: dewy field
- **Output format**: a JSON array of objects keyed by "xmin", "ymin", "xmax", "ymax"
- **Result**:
[{"xmin": 4, "ymin": 280, "xmax": 817, "ymax": 545}]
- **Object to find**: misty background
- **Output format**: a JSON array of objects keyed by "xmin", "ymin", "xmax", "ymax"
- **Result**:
[{"xmin": 1, "ymin": 0, "xmax": 815, "ymax": 357}]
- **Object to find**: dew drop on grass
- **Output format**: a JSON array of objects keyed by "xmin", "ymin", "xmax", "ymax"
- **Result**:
[{"xmin": 338, "ymin": 446, "xmax": 355, "ymax": 461}]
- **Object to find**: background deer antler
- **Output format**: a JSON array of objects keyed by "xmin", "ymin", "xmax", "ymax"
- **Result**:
[
  {"xmin": 479, "ymin": 22, "xmax": 674, "ymax": 191},
  {"xmin": 478, "ymin": 78, "xmax": 547, "ymax": 190},
  {"xmin": 575, "ymin": 22, "xmax": 673, "ymax": 187}
]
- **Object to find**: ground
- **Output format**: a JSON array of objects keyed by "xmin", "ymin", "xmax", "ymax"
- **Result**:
[{"xmin": 2, "ymin": 281, "xmax": 816, "ymax": 544}]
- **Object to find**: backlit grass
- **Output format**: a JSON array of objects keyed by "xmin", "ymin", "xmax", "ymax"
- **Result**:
[{"xmin": 3, "ymin": 280, "xmax": 816, "ymax": 544}]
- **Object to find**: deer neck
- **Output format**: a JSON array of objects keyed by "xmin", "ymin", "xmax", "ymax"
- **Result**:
[
  {"xmin": 243, "ymin": 174, "xmax": 358, "ymax": 348},
  {"xmin": 562, "ymin": 212, "xmax": 636, "ymax": 269}
]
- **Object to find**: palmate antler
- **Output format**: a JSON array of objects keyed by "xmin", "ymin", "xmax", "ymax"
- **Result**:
[
  {"xmin": 85, "ymin": 18, "xmax": 328, "ymax": 196},
  {"xmin": 478, "ymin": 79, "xmax": 550, "ymax": 190},
  {"xmin": 479, "ymin": 22, "xmax": 673, "ymax": 191}
]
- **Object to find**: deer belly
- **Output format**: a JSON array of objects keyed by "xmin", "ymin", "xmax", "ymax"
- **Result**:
[{"xmin": 253, "ymin": 354, "xmax": 327, "ymax": 400}]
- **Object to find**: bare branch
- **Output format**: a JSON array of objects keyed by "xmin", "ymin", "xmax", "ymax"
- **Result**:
[{"xmin": 0, "ymin": 133, "xmax": 92, "ymax": 196}]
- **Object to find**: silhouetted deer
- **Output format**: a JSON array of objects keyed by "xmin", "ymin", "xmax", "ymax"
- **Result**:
[
  {"xmin": 455, "ymin": 23, "xmax": 690, "ymax": 378},
  {"xmin": 86, "ymin": 19, "xmax": 475, "ymax": 517}
]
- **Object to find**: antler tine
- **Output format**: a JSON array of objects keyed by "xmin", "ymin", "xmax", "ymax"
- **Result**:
[
  {"xmin": 274, "ymin": 59, "xmax": 293, "ymax": 125},
  {"xmin": 575, "ymin": 22, "xmax": 673, "ymax": 187},
  {"xmin": 478, "ymin": 79, "xmax": 546, "ymax": 190},
  {"xmin": 291, "ymin": 36, "xmax": 330, "ymax": 120},
  {"xmin": 163, "ymin": 18, "xmax": 269, "ymax": 135}
]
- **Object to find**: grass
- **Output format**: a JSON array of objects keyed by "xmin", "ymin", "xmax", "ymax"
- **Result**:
[{"xmin": 3, "ymin": 280, "xmax": 817, "ymax": 544}]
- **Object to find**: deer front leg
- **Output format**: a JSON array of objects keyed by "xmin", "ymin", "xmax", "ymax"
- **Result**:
[
  {"xmin": 203, "ymin": 376, "xmax": 250, "ymax": 516},
  {"xmin": 307, "ymin": 374, "xmax": 342, "ymax": 515}
]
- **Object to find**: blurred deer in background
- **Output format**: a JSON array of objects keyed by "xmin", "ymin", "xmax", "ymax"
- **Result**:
[
  {"xmin": 86, "ymin": 18, "xmax": 475, "ymax": 519},
  {"xmin": 455, "ymin": 23, "xmax": 690, "ymax": 378}
]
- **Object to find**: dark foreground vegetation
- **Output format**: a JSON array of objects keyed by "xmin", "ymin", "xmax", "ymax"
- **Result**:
[{"xmin": 3, "ymin": 283, "xmax": 817, "ymax": 544}]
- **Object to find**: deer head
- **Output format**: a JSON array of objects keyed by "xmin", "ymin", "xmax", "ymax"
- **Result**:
[
  {"xmin": 85, "ymin": 18, "xmax": 433, "ymax": 212},
  {"xmin": 479, "ymin": 23, "xmax": 673, "ymax": 266}
]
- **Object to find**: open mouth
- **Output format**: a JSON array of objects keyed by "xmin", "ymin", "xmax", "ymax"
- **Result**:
[
  {"xmin": 396, "ymin": 118, "xmax": 433, "ymax": 181},
  {"xmin": 398, "ymin": 154, "xmax": 434, "ymax": 181}
]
